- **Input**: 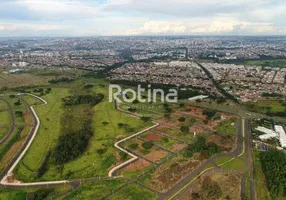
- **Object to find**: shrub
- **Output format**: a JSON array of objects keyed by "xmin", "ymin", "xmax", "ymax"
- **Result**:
[
  {"xmin": 142, "ymin": 141, "xmax": 154, "ymax": 150},
  {"xmin": 180, "ymin": 126, "xmax": 189, "ymax": 133},
  {"xmin": 178, "ymin": 117, "xmax": 186, "ymax": 122},
  {"xmin": 128, "ymin": 143, "xmax": 139, "ymax": 150}
]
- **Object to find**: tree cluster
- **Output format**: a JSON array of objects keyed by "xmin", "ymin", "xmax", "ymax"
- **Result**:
[
  {"xmin": 62, "ymin": 94, "xmax": 104, "ymax": 106},
  {"xmin": 184, "ymin": 136, "xmax": 220, "ymax": 158},
  {"xmin": 260, "ymin": 150, "xmax": 286, "ymax": 197}
]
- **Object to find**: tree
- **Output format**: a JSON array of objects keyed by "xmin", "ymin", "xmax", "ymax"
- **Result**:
[
  {"xmin": 14, "ymin": 100, "xmax": 21, "ymax": 106},
  {"xmin": 178, "ymin": 117, "xmax": 186, "ymax": 122},
  {"xmin": 180, "ymin": 126, "xmax": 189, "ymax": 133},
  {"xmin": 141, "ymin": 116, "xmax": 151, "ymax": 122},
  {"xmin": 102, "ymin": 121, "xmax": 109, "ymax": 126},
  {"xmin": 142, "ymin": 142, "xmax": 154, "ymax": 150}
]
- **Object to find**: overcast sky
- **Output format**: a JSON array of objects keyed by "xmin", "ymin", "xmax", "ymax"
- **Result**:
[{"xmin": 0, "ymin": 0, "xmax": 286, "ymax": 37}]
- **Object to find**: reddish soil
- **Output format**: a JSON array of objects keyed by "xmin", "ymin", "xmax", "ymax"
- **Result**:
[
  {"xmin": 181, "ymin": 106, "xmax": 207, "ymax": 119},
  {"xmin": 207, "ymin": 134, "xmax": 236, "ymax": 152},
  {"xmin": 171, "ymin": 143, "xmax": 186, "ymax": 151},
  {"xmin": 121, "ymin": 159, "xmax": 151, "ymax": 173},
  {"xmin": 145, "ymin": 150, "xmax": 169, "ymax": 162},
  {"xmin": 155, "ymin": 125, "xmax": 176, "ymax": 133},
  {"xmin": 190, "ymin": 125, "xmax": 206, "ymax": 134},
  {"xmin": 144, "ymin": 133, "xmax": 162, "ymax": 141},
  {"xmin": 148, "ymin": 159, "xmax": 201, "ymax": 192},
  {"xmin": 23, "ymin": 111, "xmax": 33, "ymax": 125}
]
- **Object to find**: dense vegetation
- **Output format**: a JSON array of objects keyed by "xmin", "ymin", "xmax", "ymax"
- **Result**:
[
  {"xmin": 200, "ymin": 177, "xmax": 223, "ymax": 200},
  {"xmin": 52, "ymin": 94, "xmax": 104, "ymax": 165},
  {"xmin": 62, "ymin": 94, "xmax": 104, "ymax": 106},
  {"xmin": 53, "ymin": 122, "xmax": 93, "ymax": 164},
  {"xmin": 48, "ymin": 78, "xmax": 74, "ymax": 84},
  {"xmin": 184, "ymin": 136, "xmax": 220, "ymax": 158},
  {"xmin": 202, "ymin": 110, "xmax": 217, "ymax": 120},
  {"xmin": 260, "ymin": 150, "xmax": 286, "ymax": 198}
]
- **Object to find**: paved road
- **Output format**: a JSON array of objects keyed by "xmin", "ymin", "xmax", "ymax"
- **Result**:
[
  {"xmin": 157, "ymin": 117, "xmax": 244, "ymax": 200},
  {"xmin": 0, "ymin": 97, "xmax": 15, "ymax": 145},
  {"xmin": 108, "ymin": 101, "xmax": 160, "ymax": 177},
  {"xmin": 0, "ymin": 93, "xmax": 255, "ymax": 200}
]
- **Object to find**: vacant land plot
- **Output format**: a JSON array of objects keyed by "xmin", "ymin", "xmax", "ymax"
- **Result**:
[
  {"xmin": 215, "ymin": 117, "xmax": 238, "ymax": 136},
  {"xmin": 15, "ymin": 80, "xmax": 153, "ymax": 182},
  {"xmin": 199, "ymin": 172, "xmax": 241, "ymax": 200},
  {"xmin": 0, "ymin": 127, "xmax": 9, "ymax": 140},
  {"xmin": 245, "ymin": 59, "xmax": 286, "ymax": 68},
  {"xmin": 145, "ymin": 157, "xmax": 201, "ymax": 192},
  {"xmin": 0, "ymin": 100, "xmax": 8, "ymax": 110},
  {"xmin": 0, "ymin": 73, "xmax": 53, "ymax": 88},
  {"xmin": 109, "ymin": 184, "xmax": 156, "ymax": 200},
  {"xmin": 22, "ymin": 95, "xmax": 44, "ymax": 106},
  {"xmin": 154, "ymin": 125, "xmax": 195, "ymax": 142},
  {"xmin": 244, "ymin": 100, "xmax": 286, "ymax": 114},
  {"xmin": 62, "ymin": 180, "xmax": 126, "ymax": 200},
  {"xmin": 125, "ymin": 138, "xmax": 170, "ymax": 163},
  {"xmin": 119, "ymin": 159, "xmax": 152, "ymax": 177},
  {"xmin": 14, "ymin": 88, "xmax": 69, "ymax": 182},
  {"xmin": 141, "ymin": 131, "xmax": 186, "ymax": 152},
  {"xmin": 0, "ymin": 186, "xmax": 71, "ymax": 200},
  {"xmin": 0, "ymin": 126, "xmax": 30, "ymax": 172}
]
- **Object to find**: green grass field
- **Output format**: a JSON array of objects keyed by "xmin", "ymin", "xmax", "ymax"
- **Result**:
[
  {"xmin": 60, "ymin": 180, "xmax": 125, "ymax": 200},
  {"xmin": 215, "ymin": 117, "xmax": 238, "ymax": 136},
  {"xmin": 41, "ymin": 82, "xmax": 152, "ymax": 180},
  {"xmin": 245, "ymin": 59, "xmax": 286, "ymax": 68},
  {"xmin": 0, "ymin": 100, "xmax": 8, "ymax": 110},
  {"xmin": 0, "ymin": 128, "xmax": 9, "ymax": 140},
  {"xmin": 0, "ymin": 186, "xmax": 71, "ymax": 200},
  {"xmin": 109, "ymin": 184, "xmax": 156, "ymax": 200},
  {"xmin": 0, "ymin": 110, "xmax": 10, "ymax": 126},
  {"xmin": 215, "ymin": 156, "xmax": 233, "ymax": 166},
  {"xmin": 14, "ymin": 79, "xmax": 153, "ymax": 181},
  {"xmin": 244, "ymin": 100, "xmax": 286, "ymax": 114},
  {"xmin": 14, "ymin": 88, "xmax": 70, "ymax": 182},
  {"xmin": 219, "ymin": 158, "xmax": 247, "ymax": 171},
  {"xmin": 22, "ymin": 95, "xmax": 43, "ymax": 106}
]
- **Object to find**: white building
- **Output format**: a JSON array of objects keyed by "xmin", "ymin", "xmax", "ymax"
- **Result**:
[
  {"xmin": 256, "ymin": 126, "xmax": 277, "ymax": 141},
  {"xmin": 274, "ymin": 125, "xmax": 286, "ymax": 148}
]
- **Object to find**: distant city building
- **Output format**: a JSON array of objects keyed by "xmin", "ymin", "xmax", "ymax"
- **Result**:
[
  {"xmin": 7, "ymin": 69, "xmax": 25, "ymax": 74},
  {"xmin": 188, "ymin": 95, "xmax": 208, "ymax": 101}
]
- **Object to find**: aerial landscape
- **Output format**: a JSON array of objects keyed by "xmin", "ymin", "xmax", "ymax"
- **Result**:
[{"xmin": 1, "ymin": 1, "xmax": 286, "ymax": 200}]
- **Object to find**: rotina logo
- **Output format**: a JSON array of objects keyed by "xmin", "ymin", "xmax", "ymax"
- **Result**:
[{"xmin": 109, "ymin": 84, "xmax": 178, "ymax": 103}]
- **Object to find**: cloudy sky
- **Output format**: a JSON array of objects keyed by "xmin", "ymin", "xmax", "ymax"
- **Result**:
[{"xmin": 0, "ymin": 0, "xmax": 286, "ymax": 37}]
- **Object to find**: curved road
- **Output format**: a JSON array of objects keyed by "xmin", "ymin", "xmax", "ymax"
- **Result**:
[{"xmin": 0, "ymin": 93, "xmax": 255, "ymax": 200}]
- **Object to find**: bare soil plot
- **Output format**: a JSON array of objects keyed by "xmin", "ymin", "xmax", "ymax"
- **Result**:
[
  {"xmin": 207, "ymin": 134, "xmax": 236, "ymax": 152},
  {"xmin": 154, "ymin": 125, "xmax": 195, "ymax": 142},
  {"xmin": 120, "ymin": 159, "xmax": 151, "ymax": 174},
  {"xmin": 143, "ymin": 133, "xmax": 162, "ymax": 141},
  {"xmin": 0, "ymin": 126, "xmax": 31, "ymax": 171},
  {"xmin": 146, "ymin": 157, "xmax": 201, "ymax": 192},
  {"xmin": 124, "ymin": 138, "xmax": 170, "ymax": 163},
  {"xmin": 142, "ymin": 131, "xmax": 187, "ymax": 152},
  {"xmin": 0, "ymin": 73, "xmax": 53, "ymax": 88},
  {"xmin": 180, "ymin": 106, "xmax": 207, "ymax": 120}
]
